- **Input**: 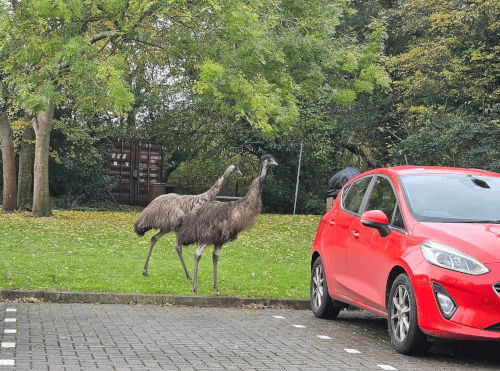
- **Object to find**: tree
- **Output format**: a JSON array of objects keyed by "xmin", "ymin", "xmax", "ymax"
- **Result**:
[
  {"xmin": 0, "ymin": 0, "xmax": 165, "ymax": 216},
  {"xmin": 17, "ymin": 119, "xmax": 35, "ymax": 211},
  {"xmin": 0, "ymin": 113, "xmax": 16, "ymax": 211},
  {"xmin": 381, "ymin": 0, "xmax": 500, "ymax": 167},
  {"xmin": 192, "ymin": 0, "xmax": 390, "ymax": 138},
  {"xmin": 1, "ymin": 0, "xmax": 391, "ymax": 216},
  {"xmin": 388, "ymin": 0, "xmax": 500, "ymax": 122},
  {"xmin": 110, "ymin": 0, "xmax": 391, "ymax": 209}
]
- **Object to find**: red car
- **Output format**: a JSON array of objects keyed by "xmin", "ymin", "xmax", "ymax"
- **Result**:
[{"xmin": 310, "ymin": 166, "xmax": 500, "ymax": 355}]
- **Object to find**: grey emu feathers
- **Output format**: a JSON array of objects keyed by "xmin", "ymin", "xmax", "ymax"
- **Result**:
[
  {"xmin": 133, "ymin": 164, "xmax": 242, "ymax": 277},
  {"xmin": 176, "ymin": 154, "xmax": 278, "ymax": 292}
]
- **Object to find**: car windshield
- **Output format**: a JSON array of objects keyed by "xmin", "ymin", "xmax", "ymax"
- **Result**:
[{"xmin": 400, "ymin": 173, "xmax": 500, "ymax": 223}]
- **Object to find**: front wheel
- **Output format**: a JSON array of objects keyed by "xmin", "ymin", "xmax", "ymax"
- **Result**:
[
  {"xmin": 310, "ymin": 257, "xmax": 341, "ymax": 319},
  {"xmin": 388, "ymin": 273, "xmax": 432, "ymax": 355}
]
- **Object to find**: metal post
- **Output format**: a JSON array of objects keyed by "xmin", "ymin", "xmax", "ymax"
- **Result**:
[
  {"xmin": 292, "ymin": 142, "xmax": 303, "ymax": 227},
  {"xmin": 147, "ymin": 143, "xmax": 151, "ymax": 203},
  {"xmin": 137, "ymin": 141, "xmax": 141, "ymax": 203},
  {"xmin": 129, "ymin": 140, "xmax": 133, "ymax": 204}
]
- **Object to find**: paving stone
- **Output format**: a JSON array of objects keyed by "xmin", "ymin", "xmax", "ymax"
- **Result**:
[{"xmin": 1, "ymin": 302, "xmax": 500, "ymax": 370}]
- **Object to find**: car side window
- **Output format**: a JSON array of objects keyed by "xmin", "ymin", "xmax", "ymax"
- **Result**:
[
  {"xmin": 343, "ymin": 177, "xmax": 372, "ymax": 214},
  {"xmin": 392, "ymin": 205, "xmax": 405, "ymax": 230},
  {"xmin": 366, "ymin": 176, "xmax": 397, "ymax": 218}
]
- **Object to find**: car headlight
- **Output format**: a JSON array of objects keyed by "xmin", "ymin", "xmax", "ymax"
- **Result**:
[{"xmin": 420, "ymin": 241, "xmax": 490, "ymax": 275}]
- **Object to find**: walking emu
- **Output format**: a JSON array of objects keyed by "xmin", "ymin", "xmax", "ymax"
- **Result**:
[
  {"xmin": 176, "ymin": 154, "xmax": 278, "ymax": 293},
  {"xmin": 134, "ymin": 164, "xmax": 242, "ymax": 278}
]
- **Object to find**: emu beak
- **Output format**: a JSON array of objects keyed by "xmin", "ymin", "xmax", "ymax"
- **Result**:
[
  {"xmin": 236, "ymin": 168, "xmax": 243, "ymax": 176},
  {"xmin": 270, "ymin": 159, "xmax": 278, "ymax": 166}
]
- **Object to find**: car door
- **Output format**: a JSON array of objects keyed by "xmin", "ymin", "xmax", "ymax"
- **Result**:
[
  {"xmin": 345, "ymin": 175, "xmax": 407, "ymax": 311},
  {"xmin": 322, "ymin": 176, "xmax": 373, "ymax": 297}
]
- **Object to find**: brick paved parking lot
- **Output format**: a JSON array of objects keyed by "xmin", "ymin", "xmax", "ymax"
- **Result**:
[{"xmin": 0, "ymin": 302, "xmax": 499, "ymax": 370}]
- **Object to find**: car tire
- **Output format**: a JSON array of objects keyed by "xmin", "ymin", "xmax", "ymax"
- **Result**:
[
  {"xmin": 388, "ymin": 273, "xmax": 432, "ymax": 355},
  {"xmin": 310, "ymin": 257, "xmax": 342, "ymax": 319}
]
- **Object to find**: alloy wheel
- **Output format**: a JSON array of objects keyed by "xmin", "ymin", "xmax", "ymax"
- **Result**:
[
  {"xmin": 391, "ymin": 284, "xmax": 411, "ymax": 342},
  {"xmin": 312, "ymin": 264, "xmax": 324, "ymax": 309}
]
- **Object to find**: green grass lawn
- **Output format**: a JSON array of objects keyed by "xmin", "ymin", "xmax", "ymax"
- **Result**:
[{"xmin": 0, "ymin": 210, "xmax": 321, "ymax": 299}]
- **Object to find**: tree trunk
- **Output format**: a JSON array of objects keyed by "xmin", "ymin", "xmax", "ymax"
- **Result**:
[
  {"xmin": 17, "ymin": 119, "xmax": 35, "ymax": 211},
  {"xmin": 0, "ymin": 113, "xmax": 17, "ymax": 212},
  {"xmin": 32, "ymin": 101, "xmax": 54, "ymax": 217},
  {"xmin": 164, "ymin": 163, "xmax": 181, "ymax": 184}
]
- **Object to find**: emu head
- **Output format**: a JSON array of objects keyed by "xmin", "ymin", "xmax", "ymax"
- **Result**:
[
  {"xmin": 259, "ymin": 154, "xmax": 278, "ymax": 177},
  {"xmin": 224, "ymin": 164, "xmax": 243, "ymax": 178}
]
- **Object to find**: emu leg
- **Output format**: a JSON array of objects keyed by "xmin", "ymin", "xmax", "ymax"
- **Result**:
[
  {"xmin": 192, "ymin": 244, "xmax": 208, "ymax": 293},
  {"xmin": 175, "ymin": 243, "xmax": 192, "ymax": 280},
  {"xmin": 213, "ymin": 245, "xmax": 222, "ymax": 292},
  {"xmin": 143, "ymin": 229, "xmax": 169, "ymax": 277}
]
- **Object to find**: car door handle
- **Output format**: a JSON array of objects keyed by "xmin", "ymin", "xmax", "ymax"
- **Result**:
[
  {"xmin": 351, "ymin": 229, "xmax": 360, "ymax": 239},
  {"xmin": 328, "ymin": 220, "xmax": 335, "ymax": 227}
]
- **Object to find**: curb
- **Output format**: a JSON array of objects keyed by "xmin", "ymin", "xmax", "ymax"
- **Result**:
[{"xmin": 0, "ymin": 290, "xmax": 311, "ymax": 310}]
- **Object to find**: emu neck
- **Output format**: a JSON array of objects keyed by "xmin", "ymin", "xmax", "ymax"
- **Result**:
[
  {"xmin": 258, "ymin": 164, "xmax": 270, "ymax": 193},
  {"xmin": 240, "ymin": 164, "xmax": 269, "ymax": 206},
  {"xmin": 203, "ymin": 175, "xmax": 227, "ymax": 202}
]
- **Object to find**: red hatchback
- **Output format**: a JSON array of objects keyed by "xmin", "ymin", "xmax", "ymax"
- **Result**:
[{"xmin": 310, "ymin": 166, "xmax": 500, "ymax": 355}]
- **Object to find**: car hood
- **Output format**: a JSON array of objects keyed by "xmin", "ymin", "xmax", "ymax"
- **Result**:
[{"xmin": 412, "ymin": 223, "xmax": 500, "ymax": 263}]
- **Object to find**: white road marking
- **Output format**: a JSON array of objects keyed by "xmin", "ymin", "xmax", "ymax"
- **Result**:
[
  {"xmin": 273, "ymin": 316, "xmax": 285, "ymax": 319},
  {"xmin": 1, "ymin": 307, "xmax": 18, "ymax": 367},
  {"xmin": 292, "ymin": 325, "xmax": 306, "ymax": 328},
  {"xmin": 378, "ymin": 365, "xmax": 398, "ymax": 370},
  {"xmin": 317, "ymin": 335, "xmax": 332, "ymax": 340},
  {"xmin": 344, "ymin": 348, "xmax": 361, "ymax": 353}
]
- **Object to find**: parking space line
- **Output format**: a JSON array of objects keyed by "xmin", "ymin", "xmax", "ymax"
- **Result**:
[
  {"xmin": 344, "ymin": 348, "xmax": 361, "ymax": 353},
  {"xmin": 317, "ymin": 335, "xmax": 332, "ymax": 340},
  {"xmin": 277, "ymin": 312, "xmax": 403, "ymax": 371},
  {"xmin": 378, "ymin": 365, "xmax": 398, "ymax": 370},
  {"xmin": 1, "ymin": 307, "xmax": 17, "ymax": 367}
]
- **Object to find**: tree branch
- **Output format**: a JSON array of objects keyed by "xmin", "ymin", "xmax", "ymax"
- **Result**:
[
  {"xmin": 58, "ymin": 30, "xmax": 122, "ymax": 71},
  {"xmin": 90, "ymin": 30, "xmax": 122, "ymax": 44}
]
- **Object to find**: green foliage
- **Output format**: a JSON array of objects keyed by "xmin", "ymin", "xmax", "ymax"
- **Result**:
[
  {"xmin": 388, "ymin": 0, "xmax": 500, "ymax": 122},
  {"xmin": 331, "ymin": 0, "xmax": 500, "ymax": 172},
  {"xmin": 0, "ymin": 211, "xmax": 319, "ymax": 298},
  {"xmin": 0, "ymin": 0, "xmax": 147, "ymax": 115},
  {"xmin": 168, "ymin": 151, "xmax": 257, "ymax": 197},
  {"xmin": 390, "ymin": 106, "xmax": 500, "ymax": 173},
  {"xmin": 191, "ymin": 0, "xmax": 390, "ymax": 137}
]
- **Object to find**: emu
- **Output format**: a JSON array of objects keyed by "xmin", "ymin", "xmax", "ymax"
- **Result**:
[
  {"xmin": 176, "ymin": 154, "xmax": 278, "ymax": 293},
  {"xmin": 134, "ymin": 164, "xmax": 242, "ymax": 278}
]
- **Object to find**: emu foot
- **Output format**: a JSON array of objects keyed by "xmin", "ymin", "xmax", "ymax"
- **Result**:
[
  {"xmin": 142, "ymin": 269, "xmax": 149, "ymax": 277},
  {"xmin": 191, "ymin": 286, "xmax": 197, "ymax": 293}
]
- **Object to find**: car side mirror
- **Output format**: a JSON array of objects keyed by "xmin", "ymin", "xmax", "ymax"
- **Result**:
[{"xmin": 361, "ymin": 210, "xmax": 391, "ymax": 238}]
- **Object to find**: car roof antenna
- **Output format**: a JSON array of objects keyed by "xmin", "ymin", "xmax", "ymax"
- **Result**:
[{"xmin": 468, "ymin": 175, "xmax": 490, "ymax": 189}]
